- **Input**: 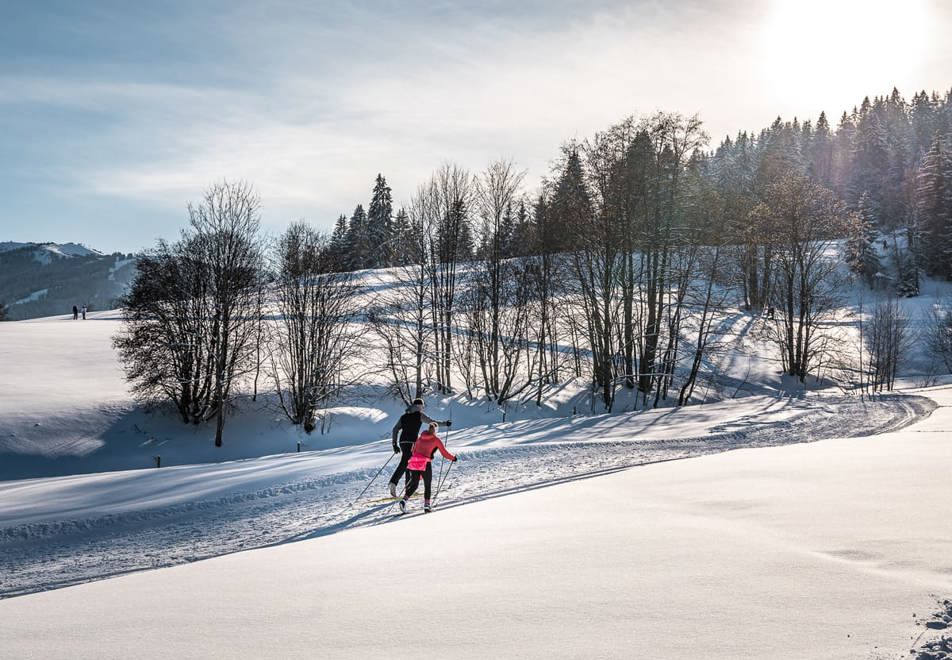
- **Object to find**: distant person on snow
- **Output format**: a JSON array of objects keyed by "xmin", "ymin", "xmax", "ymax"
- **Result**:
[
  {"xmin": 72, "ymin": 305, "xmax": 78, "ymax": 320},
  {"xmin": 389, "ymin": 398, "xmax": 451, "ymax": 498},
  {"xmin": 399, "ymin": 422, "xmax": 456, "ymax": 514},
  {"xmin": 81, "ymin": 305, "xmax": 87, "ymax": 320}
]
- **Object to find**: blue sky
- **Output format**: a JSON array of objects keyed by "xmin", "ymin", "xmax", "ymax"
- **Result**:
[{"xmin": 2, "ymin": 0, "xmax": 950, "ymax": 253}]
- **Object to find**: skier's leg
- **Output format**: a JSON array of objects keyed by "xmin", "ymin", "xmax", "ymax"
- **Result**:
[
  {"xmin": 389, "ymin": 444, "xmax": 412, "ymax": 487},
  {"xmin": 401, "ymin": 444, "xmax": 413, "ymax": 488},
  {"xmin": 422, "ymin": 463, "xmax": 433, "ymax": 501},
  {"xmin": 404, "ymin": 470, "xmax": 421, "ymax": 498}
]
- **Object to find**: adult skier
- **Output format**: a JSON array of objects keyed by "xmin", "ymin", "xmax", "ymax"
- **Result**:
[
  {"xmin": 388, "ymin": 398, "xmax": 451, "ymax": 497},
  {"xmin": 399, "ymin": 422, "xmax": 456, "ymax": 514}
]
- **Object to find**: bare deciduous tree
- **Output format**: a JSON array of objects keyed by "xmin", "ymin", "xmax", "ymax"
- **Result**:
[
  {"xmin": 421, "ymin": 164, "xmax": 475, "ymax": 394},
  {"xmin": 114, "ymin": 238, "xmax": 216, "ymax": 423},
  {"xmin": 760, "ymin": 174, "xmax": 854, "ymax": 382},
  {"xmin": 115, "ymin": 181, "xmax": 266, "ymax": 446},
  {"xmin": 271, "ymin": 222, "xmax": 361, "ymax": 431},
  {"xmin": 369, "ymin": 209, "xmax": 435, "ymax": 404},
  {"xmin": 865, "ymin": 297, "xmax": 908, "ymax": 392},
  {"xmin": 926, "ymin": 302, "xmax": 952, "ymax": 374},
  {"xmin": 189, "ymin": 182, "xmax": 266, "ymax": 447},
  {"xmin": 468, "ymin": 160, "xmax": 534, "ymax": 403}
]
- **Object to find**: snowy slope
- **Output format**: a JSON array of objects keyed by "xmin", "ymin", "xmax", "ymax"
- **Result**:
[
  {"xmin": 0, "ymin": 389, "xmax": 934, "ymax": 597},
  {"xmin": 5, "ymin": 266, "xmax": 951, "ymax": 480},
  {"xmin": 2, "ymin": 386, "xmax": 951, "ymax": 659}
]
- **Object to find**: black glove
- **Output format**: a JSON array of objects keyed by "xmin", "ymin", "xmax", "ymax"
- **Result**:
[
  {"xmin": 452, "ymin": 456, "xmax": 458, "ymax": 462},
  {"xmin": 444, "ymin": 420, "xmax": 452, "ymax": 427},
  {"xmin": 392, "ymin": 444, "xmax": 399, "ymax": 454}
]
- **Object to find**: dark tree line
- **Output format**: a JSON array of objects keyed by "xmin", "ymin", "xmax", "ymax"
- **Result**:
[
  {"xmin": 328, "ymin": 173, "xmax": 423, "ymax": 271},
  {"xmin": 709, "ymin": 87, "xmax": 952, "ymax": 295}
]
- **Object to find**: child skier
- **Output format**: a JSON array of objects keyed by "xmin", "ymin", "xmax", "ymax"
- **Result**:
[{"xmin": 399, "ymin": 422, "xmax": 456, "ymax": 514}]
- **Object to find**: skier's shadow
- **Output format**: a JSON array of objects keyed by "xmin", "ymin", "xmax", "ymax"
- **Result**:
[{"xmin": 276, "ymin": 454, "xmax": 691, "ymax": 547}]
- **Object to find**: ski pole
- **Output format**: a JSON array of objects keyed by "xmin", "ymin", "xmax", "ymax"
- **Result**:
[
  {"xmin": 432, "ymin": 459, "xmax": 455, "ymax": 507},
  {"xmin": 348, "ymin": 451, "xmax": 396, "ymax": 509},
  {"xmin": 437, "ymin": 407, "xmax": 452, "ymax": 489}
]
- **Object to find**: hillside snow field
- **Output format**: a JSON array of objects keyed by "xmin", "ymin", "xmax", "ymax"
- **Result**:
[{"xmin": 2, "ymin": 386, "xmax": 951, "ymax": 658}]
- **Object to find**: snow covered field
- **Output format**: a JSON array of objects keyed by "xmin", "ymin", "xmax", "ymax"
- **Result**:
[
  {"xmin": 1, "ymin": 386, "xmax": 950, "ymax": 658},
  {"xmin": 2, "ymin": 276, "xmax": 952, "ymax": 657},
  {"xmin": 0, "ymin": 388, "xmax": 933, "ymax": 598}
]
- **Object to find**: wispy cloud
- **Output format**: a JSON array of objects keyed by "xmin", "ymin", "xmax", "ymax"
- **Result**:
[{"xmin": 1, "ymin": 0, "xmax": 949, "ymax": 251}]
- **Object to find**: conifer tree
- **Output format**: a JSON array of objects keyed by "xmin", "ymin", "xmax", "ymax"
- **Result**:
[
  {"xmin": 832, "ymin": 111, "xmax": 856, "ymax": 196},
  {"xmin": 848, "ymin": 108, "xmax": 890, "ymax": 223},
  {"xmin": 846, "ymin": 192, "xmax": 881, "ymax": 285},
  {"xmin": 809, "ymin": 111, "xmax": 834, "ymax": 188},
  {"xmin": 497, "ymin": 201, "xmax": 517, "ymax": 258},
  {"xmin": 367, "ymin": 173, "xmax": 393, "ymax": 265},
  {"xmin": 549, "ymin": 148, "xmax": 593, "ymax": 252},
  {"xmin": 390, "ymin": 207, "xmax": 412, "ymax": 265},
  {"xmin": 510, "ymin": 200, "xmax": 533, "ymax": 257},
  {"xmin": 911, "ymin": 91, "xmax": 937, "ymax": 157},
  {"xmin": 329, "ymin": 213, "xmax": 349, "ymax": 270},
  {"xmin": 345, "ymin": 204, "xmax": 369, "ymax": 270},
  {"xmin": 916, "ymin": 133, "xmax": 952, "ymax": 279}
]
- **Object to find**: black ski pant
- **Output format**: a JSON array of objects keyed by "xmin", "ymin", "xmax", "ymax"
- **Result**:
[
  {"xmin": 404, "ymin": 463, "xmax": 433, "ymax": 501},
  {"xmin": 389, "ymin": 442, "xmax": 414, "ymax": 488}
]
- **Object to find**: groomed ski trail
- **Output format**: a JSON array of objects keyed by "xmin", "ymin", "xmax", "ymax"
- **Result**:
[{"xmin": 0, "ymin": 393, "xmax": 935, "ymax": 599}]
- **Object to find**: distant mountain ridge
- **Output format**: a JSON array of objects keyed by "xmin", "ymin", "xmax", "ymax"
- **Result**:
[
  {"xmin": 0, "ymin": 242, "xmax": 137, "ymax": 320},
  {"xmin": 0, "ymin": 242, "xmax": 102, "ymax": 258}
]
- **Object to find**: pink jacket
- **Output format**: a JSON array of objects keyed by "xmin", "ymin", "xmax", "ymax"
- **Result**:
[{"xmin": 407, "ymin": 431, "xmax": 456, "ymax": 471}]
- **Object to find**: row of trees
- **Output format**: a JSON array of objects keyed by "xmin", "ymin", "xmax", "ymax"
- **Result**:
[
  {"xmin": 116, "ymin": 88, "xmax": 952, "ymax": 443},
  {"xmin": 706, "ymin": 88, "xmax": 952, "ymax": 297},
  {"xmin": 115, "ymin": 182, "xmax": 364, "ymax": 444},
  {"xmin": 367, "ymin": 110, "xmax": 860, "ymax": 413}
]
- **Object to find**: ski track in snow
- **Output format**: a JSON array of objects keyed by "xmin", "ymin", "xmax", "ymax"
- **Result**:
[{"xmin": 0, "ymin": 394, "xmax": 935, "ymax": 599}]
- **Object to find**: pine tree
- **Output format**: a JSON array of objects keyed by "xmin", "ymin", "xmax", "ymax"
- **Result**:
[
  {"xmin": 451, "ymin": 199, "xmax": 475, "ymax": 261},
  {"xmin": 510, "ymin": 200, "xmax": 533, "ymax": 257},
  {"xmin": 848, "ymin": 107, "xmax": 891, "ymax": 224},
  {"xmin": 498, "ymin": 201, "xmax": 517, "ymax": 258},
  {"xmin": 329, "ymin": 213, "xmax": 349, "ymax": 271},
  {"xmin": 549, "ymin": 148, "xmax": 593, "ymax": 252},
  {"xmin": 345, "ymin": 204, "xmax": 369, "ymax": 270},
  {"xmin": 832, "ymin": 111, "xmax": 856, "ymax": 197},
  {"xmin": 390, "ymin": 207, "xmax": 412, "ymax": 265},
  {"xmin": 809, "ymin": 111, "xmax": 834, "ymax": 188},
  {"xmin": 916, "ymin": 132, "xmax": 952, "ymax": 279},
  {"xmin": 846, "ymin": 192, "xmax": 881, "ymax": 285},
  {"xmin": 755, "ymin": 117, "xmax": 804, "ymax": 190},
  {"xmin": 911, "ymin": 91, "xmax": 937, "ymax": 158},
  {"xmin": 367, "ymin": 173, "xmax": 393, "ymax": 266}
]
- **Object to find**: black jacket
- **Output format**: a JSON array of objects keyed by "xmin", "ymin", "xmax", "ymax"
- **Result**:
[{"xmin": 391, "ymin": 404, "xmax": 440, "ymax": 445}]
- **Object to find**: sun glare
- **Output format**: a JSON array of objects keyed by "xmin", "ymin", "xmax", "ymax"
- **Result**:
[{"xmin": 762, "ymin": 0, "xmax": 930, "ymax": 110}]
